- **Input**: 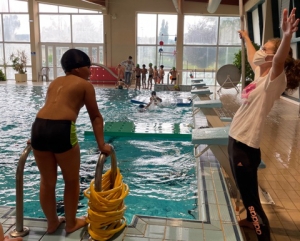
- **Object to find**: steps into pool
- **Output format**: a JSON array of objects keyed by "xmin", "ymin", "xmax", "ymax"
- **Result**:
[{"xmin": 84, "ymin": 122, "xmax": 191, "ymax": 139}]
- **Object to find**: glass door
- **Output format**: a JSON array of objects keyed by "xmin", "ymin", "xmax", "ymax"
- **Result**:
[
  {"xmin": 73, "ymin": 44, "xmax": 103, "ymax": 64},
  {"xmin": 41, "ymin": 44, "xmax": 103, "ymax": 80},
  {"xmin": 41, "ymin": 44, "xmax": 70, "ymax": 80}
]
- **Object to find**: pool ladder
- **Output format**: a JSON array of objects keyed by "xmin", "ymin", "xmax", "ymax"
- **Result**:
[{"xmin": 10, "ymin": 143, "xmax": 117, "ymax": 238}]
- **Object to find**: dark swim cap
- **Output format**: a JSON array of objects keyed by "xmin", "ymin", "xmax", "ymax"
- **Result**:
[{"xmin": 61, "ymin": 49, "xmax": 91, "ymax": 73}]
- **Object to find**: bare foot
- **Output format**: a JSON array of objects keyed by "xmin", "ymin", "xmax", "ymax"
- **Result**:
[
  {"xmin": 65, "ymin": 217, "xmax": 87, "ymax": 234},
  {"xmin": 47, "ymin": 217, "xmax": 65, "ymax": 234},
  {"xmin": 238, "ymin": 218, "xmax": 255, "ymax": 230},
  {"xmin": 4, "ymin": 236, "xmax": 23, "ymax": 241}
]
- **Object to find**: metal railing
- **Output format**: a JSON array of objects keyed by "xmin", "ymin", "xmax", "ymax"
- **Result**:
[
  {"xmin": 94, "ymin": 145, "xmax": 117, "ymax": 192},
  {"xmin": 10, "ymin": 144, "xmax": 32, "ymax": 238},
  {"xmin": 10, "ymin": 143, "xmax": 117, "ymax": 237}
]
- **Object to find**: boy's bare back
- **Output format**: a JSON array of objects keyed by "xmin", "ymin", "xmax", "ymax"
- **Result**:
[{"xmin": 37, "ymin": 75, "xmax": 99, "ymax": 123}]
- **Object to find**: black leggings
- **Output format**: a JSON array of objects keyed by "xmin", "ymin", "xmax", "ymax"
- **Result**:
[{"xmin": 228, "ymin": 136, "xmax": 270, "ymax": 241}]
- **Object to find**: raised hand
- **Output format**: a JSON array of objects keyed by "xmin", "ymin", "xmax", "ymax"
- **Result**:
[
  {"xmin": 237, "ymin": 30, "xmax": 249, "ymax": 40},
  {"xmin": 281, "ymin": 8, "xmax": 299, "ymax": 36}
]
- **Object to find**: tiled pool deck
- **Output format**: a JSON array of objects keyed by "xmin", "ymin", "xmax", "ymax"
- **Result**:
[{"xmin": 2, "ymin": 81, "xmax": 300, "ymax": 240}]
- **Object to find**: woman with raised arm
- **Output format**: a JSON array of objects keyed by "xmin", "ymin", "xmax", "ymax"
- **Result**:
[{"xmin": 228, "ymin": 8, "xmax": 300, "ymax": 241}]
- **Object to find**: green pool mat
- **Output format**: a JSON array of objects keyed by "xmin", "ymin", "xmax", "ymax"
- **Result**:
[{"xmin": 84, "ymin": 122, "xmax": 191, "ymax": 139}]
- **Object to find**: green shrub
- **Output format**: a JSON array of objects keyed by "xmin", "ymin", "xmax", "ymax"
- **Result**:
[
  {"xmin": 0, "ymin": 69, "xmax": 6, "ymax": 81},
  {"xmin": 233, "ymin": 42, "xmax": 260, "ymax": 82}
]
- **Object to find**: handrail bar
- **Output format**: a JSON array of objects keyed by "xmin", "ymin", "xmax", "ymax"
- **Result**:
[
  {"xmin": 94, "ymin": 145, "xmax": 117, "ymax": 192},
  {"xmin": 10, "ymin": 144, "xmax": 32, "ymax": 237},
  {"xmin": 10, "ymin": 143, "xmax": 117, "ymax": 237}
]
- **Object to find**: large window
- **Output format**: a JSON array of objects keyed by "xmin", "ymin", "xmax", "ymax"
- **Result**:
[
  {"xmin": 183, "ymin": 15, "xmax": 240, "ymax": 85},
  {"xmin": 137, "ymin": 13, "xmax": 177, "ymax": 83},
  {"xmin": 39, "ymin": 3, "xmax": 104, "ymax": 79},
  {"xmin": 0, "ymin": 0, "xmax": 31, "ymax": 80}
]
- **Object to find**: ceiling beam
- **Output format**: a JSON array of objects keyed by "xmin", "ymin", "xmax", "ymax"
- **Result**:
[
  {"xmin": 172, "ymin": 0, "xmax": 182, "ymax": 14},
  {"xmin": 207, "ymin": 0, "xmax": 221, "ymax": 13},
  {"xmin": 82, "ymin": 0, "xmax": 105, "ymax": 5},
  {"xmin": 81, "ymin": 0, "xmax": 107, "ymax": 13}
]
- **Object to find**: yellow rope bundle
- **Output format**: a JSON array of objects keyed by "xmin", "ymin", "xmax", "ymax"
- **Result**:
[{"xmin": 83, "ymin": 168, "xmax": 129, "ymax": 241}]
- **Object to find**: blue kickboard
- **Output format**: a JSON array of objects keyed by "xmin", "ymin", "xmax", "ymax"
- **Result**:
[
  {"xmin": 193, "ymin": 100, "xmax": 222, "ymax": 108},
  {"xmin": 192, "ymin": 126, "xmax": 229, "ymax": 145},
  {"xmin": 191, "ymin": 89, "xmax": 212, "ymax": 95},
  {"xmin": 131, "ymin": 95, "xmax": 192, "ymax": 106}
]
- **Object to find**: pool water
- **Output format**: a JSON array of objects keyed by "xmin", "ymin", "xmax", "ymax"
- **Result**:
[{"xmin": 0, "ymin": 85, "xmax": 197, "ymax": 223}]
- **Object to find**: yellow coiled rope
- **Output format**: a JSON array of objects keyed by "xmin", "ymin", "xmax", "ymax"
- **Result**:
[{"xmin": 83, "ymin": 168, "xmax": 129, "ymax": 241}]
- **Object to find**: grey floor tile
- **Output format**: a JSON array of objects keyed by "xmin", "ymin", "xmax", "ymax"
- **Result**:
[
  {"xmin": 144, "ymin": 224, "xmax": 165, "ymax": 239},
  {"xmin": 165, "ymin": 226, "xmax": 204, "ymax": 241},
  {"xmin": 204, "ymin": 229, "xmax": 225, "ymax": 240}
]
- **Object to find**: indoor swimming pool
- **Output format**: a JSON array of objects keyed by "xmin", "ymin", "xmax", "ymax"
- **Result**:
[{"xmin": 0, "ymin": 85, "xmax": 198, "ymax": 224}]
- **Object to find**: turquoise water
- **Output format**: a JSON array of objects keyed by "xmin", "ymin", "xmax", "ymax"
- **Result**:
[{"xmin": 0, "ymin": 85, "xmax": 197, "ymax": 223}]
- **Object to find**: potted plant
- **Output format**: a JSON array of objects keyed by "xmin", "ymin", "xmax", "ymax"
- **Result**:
[
  {"xmin": 0, "ymin": 69, "xmax": 6, "ymax": 81},
  {"xmin": 10, "ymin": 50, "xmax": 28, "ymax": 82},
  {"xmin": 233, "ymin": 42, "xmax": 260, "ymax": 86}
]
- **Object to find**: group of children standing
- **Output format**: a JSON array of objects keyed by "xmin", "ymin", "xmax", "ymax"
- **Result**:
[{"xmin": 116, "ymin": 62, "xmax": 177, "ymax": 91}]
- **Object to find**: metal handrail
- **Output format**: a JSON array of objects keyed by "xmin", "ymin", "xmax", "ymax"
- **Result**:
[
  {"xmin": 94, "ymin": 145, "xmax": 117, "ymax": 192},
  {"xmin": 10, "ymin": 144, "xmax": 32, "ymax": 238},
  {"xmin": 10, "ymin": 143, "xmax": 117, "ymax": 237}
]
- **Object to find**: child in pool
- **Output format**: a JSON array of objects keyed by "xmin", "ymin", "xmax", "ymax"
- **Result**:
[
  {"xmin": 145, "ymin": 91, "xmax": 162, "ymax": 108},
  {"xmin": 30, "ymin": 49, "xmax": 112, "ymax": 234},
  {"xmin": 115, "ymin": 79, "xmax": 128, "ymax": 89}
]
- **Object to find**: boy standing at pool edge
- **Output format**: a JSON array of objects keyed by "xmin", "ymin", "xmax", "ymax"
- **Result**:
[{"xmin": 30, "ymin": 49, "xmax": 112, "ymax": 234}]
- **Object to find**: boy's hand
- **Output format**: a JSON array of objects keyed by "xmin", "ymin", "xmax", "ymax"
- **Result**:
[{"xmin": 100, "ymin": 143, "xmax": 112, "ymax": 156}]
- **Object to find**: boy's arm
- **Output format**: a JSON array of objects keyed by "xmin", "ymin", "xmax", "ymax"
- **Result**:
[{"xmin": 84, "ymin": 83, "xmax": 111, "ymax": 155}]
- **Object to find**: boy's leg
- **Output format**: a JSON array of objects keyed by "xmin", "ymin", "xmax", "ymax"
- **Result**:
[
  {"xmin": 228, "ymin": 137, "xmax": 270, "ymax": 241},
  {"xmin": 55, "ymin": 144, "xmax": 86, "ymax": 233},
  {"xmin": 33, "ymin": 149, "xmax": 65, "ymax": 233}
]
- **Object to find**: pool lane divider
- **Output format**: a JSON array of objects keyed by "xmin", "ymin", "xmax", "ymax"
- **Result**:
[{"xmin": 84, "ymin": 122, "xmax": 191, "ymax": 139}]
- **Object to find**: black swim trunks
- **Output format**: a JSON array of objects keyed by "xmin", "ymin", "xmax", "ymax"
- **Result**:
[
  {"xmin": 31, "ymin": 118, "xmax": 78, "ymax": 153},
  {"xmin": 118, "ymin": 85, "xmax": 123, "ymax": 89}
]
